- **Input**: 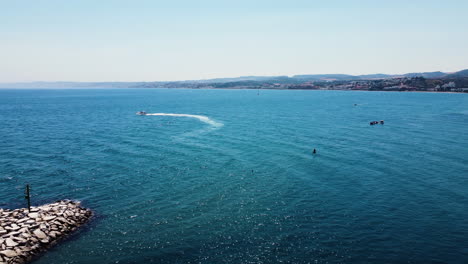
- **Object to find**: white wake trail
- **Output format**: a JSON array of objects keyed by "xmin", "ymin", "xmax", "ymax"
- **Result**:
[{"xmin": 145, "ymin": 113, "xmax": 223, "ymax": 127}]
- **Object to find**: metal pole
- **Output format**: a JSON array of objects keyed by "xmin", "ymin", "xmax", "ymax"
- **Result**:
[{"xmin": 25, "ymin": 184, "xmax": 31, "ymax": 213}]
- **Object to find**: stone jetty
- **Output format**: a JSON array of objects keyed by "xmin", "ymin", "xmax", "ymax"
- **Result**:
[{"xmin": 0, "ymin": 200, "xmax": 92, "ymax": 264}]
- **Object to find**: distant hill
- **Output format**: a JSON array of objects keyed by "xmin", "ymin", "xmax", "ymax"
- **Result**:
[
  {"xmin": 357, "ymin": 74, "xmax": 393, "ymax": 79},
  {"xmin": 289, "ymin": 71, "xmax": 454, "ymax": 81},
  {"xmin": 403, "ymin": 71, "xmax": 447, "ymax": 78},
  {"xmin": 292, "ymin": 74, "xmax": 359, "ymax": 81},
  {"xmin": 198, "ymin": 76, "xmax": 289, "ymax": 83},
  {"xmin": 1, "ymin": 69, "xmax": 467, "ymax": 88},
  {"xmin": 445, "ymin": 69, "xmax": 468, "ymax": 78}
]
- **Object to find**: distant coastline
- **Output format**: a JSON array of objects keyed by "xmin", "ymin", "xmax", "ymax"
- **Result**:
[
  {"xmin": 1, "ymin": 87, "xmax": 466, "ymax": 94},
  {"xmin": 2, "ymin": 69, "xmax": 468, "ymax": 93},
  {"xmin": 200, "ymin": 87, "xmax": 466, "ymax": 94}
]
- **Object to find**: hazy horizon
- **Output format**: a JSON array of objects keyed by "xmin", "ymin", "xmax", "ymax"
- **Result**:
[
  {"xmin": 0, "ymin": 68, "xmax": 466, "ymax": 84},
  {"xmin": 2, "ymin": 0, "xmax": 468, "ymax": 82}
]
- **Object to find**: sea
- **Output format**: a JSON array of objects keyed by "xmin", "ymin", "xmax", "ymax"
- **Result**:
[{"xmin": 1, "ymin": 88, "xmax": 467, "ymax": 264}]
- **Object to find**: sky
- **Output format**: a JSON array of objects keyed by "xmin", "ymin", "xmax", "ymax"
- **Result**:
[{"xmin": 1, "ymin": 0, "xmax": 468, "ymax": 82}]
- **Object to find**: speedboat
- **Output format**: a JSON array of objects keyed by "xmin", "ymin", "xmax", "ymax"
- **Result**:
[{"xmin": 136, "ymin": 111, "xmax": 147, "ymax": 115}]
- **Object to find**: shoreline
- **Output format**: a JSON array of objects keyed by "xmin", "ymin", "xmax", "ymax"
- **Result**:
[
  {"xmin": 199, "ymin": 87, "xmax": 466, "ymax": 94},
  {"xmin": 0, "ymin": 87, "xmax": 466, "ymax": 94}
]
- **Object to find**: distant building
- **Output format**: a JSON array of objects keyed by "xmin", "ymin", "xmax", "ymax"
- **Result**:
[{"xmin": 442, "ymin": 82, "xmax": 456, "ymax": 88}]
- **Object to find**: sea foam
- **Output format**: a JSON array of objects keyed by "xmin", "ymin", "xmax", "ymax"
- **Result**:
[{"xmin": 145, "ymin": 113, "xmax": 223, "ymax": 127}]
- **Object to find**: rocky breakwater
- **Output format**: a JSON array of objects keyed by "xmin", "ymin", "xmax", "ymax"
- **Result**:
[{"xmin": 0, "ymin": 200, "xmax": 92, "ymax": 264}]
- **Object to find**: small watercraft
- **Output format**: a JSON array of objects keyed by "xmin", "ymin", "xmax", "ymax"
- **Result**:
[
  {"xmin": 136, "ymin": 111, "xmax": 147, "ymax": 115},
  {"xmin": 370, "ymin": 120, "xmax": 384, "ymax": 125}
]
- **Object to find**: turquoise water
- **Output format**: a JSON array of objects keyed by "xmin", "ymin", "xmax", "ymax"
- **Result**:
[{"xmin": 1, "ymin": 89, "xmax": 468, "ymax": 263}]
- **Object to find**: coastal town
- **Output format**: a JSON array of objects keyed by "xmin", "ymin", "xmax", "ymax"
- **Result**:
[
  {"xmin": 2, "ymin": 70, "xmax": 468, "ymax": 93},
  {"xmin": 264, "ymin": 78, "xmax": 468, "ymax": 92},
  {"xmin": 132, "ymin": 70, "xmax": 468, "ymax": 93}
]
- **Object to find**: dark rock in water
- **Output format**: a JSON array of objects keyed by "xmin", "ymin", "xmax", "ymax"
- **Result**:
[{"xmin": 0, "ymin": 200, "xmax": 92, "ymax": 264}]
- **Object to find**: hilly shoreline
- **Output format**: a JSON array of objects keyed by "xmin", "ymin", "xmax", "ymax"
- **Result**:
[{"xmin": 1, "ymin": 69, "xmax": 468, "ymax": 93}]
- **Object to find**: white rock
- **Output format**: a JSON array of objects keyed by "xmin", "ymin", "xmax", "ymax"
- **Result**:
[
  {"xmin": 56, "ymin": 217, "xmax": 68, "ymax": 223},
  {"xmin": 11, "ymin": 236, "xmax": 26, "ymax": 243},
  {"xmin": 28, "ymin": 213, "xmax": 39, "ymax": 218},
  {"xmin": 33, "ymin": 229, "xmax": 47, "ymax": 239},
  {"xmin": 0, "ymin": 249, "xmax": 17, "ymax": 257},
  {"xmin": 42, "ymin": 216, "xmax": 56, "ymax": 221},
  {"xmin": 20, "ymin": 246, "xmax": 32, "ymax": 252},
  {"xmin": 18, "ymin": 227, "xmax": 29, "ymax": 233},
  {"xmin": 5, "ymin": 238, "xmax": 17, "ymax": 247},
  {"xmin": 7, "ymin": 231, "xmax": 21, "ymax": 237},
  {"xmin": 5, "ymin": 224, "xmax": 20, "ymax": 231},
  {"xmin": 17, "ymin": 218, "xmax": 29, "ymax": 224}
]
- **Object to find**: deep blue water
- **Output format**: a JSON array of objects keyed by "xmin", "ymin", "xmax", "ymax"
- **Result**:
[{"xmin": 1, "ymin": 89, "xmax": 468, "ymax": 264}]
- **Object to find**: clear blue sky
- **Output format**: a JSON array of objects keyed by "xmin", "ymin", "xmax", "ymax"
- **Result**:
[{"xmin": 1, "ymin": 0, "xmax": 467, "ymax": 82}]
